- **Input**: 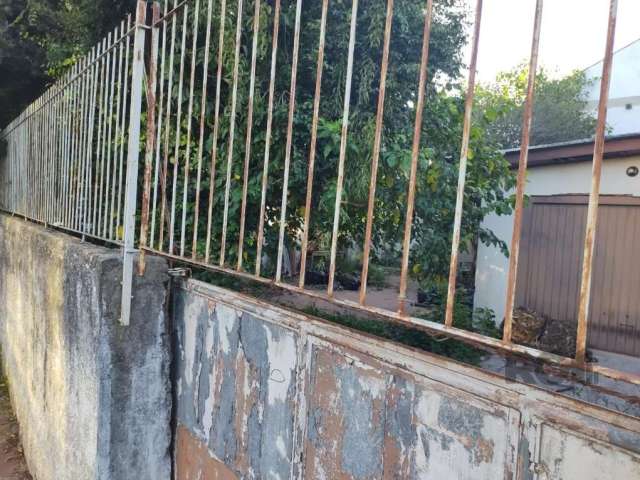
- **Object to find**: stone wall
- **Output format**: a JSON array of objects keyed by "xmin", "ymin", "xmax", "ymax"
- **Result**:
[{"xmin": 0, "ymin": 214, "xmax": 171, "ymax": 480}]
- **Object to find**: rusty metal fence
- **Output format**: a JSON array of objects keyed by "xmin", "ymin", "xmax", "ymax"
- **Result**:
[{"xmin": 1, "ymin": 0, "xmax": 635, "ymax": 384}]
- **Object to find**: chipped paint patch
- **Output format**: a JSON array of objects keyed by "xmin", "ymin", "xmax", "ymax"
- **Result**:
[
  {"xmin": 172, "ymin": 282, "xmax": 640, "ymax": 480},
  {"xmin": 175, "ymin": 425, "xmax": 239, "ymax": 480}
]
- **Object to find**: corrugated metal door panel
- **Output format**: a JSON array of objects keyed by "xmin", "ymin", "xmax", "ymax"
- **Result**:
[
  {"xmin": 589, "ymin": 204, "xmax": 640, "ymax": 356},
  {"xmin": 515, "ymin": 195, "xmax": 640, "ymax": 357}
]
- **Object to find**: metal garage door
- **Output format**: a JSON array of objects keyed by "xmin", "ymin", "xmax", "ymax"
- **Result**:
[{"xmin": 515, "ymin": 194, "xmax": 640, "ymax": 356}]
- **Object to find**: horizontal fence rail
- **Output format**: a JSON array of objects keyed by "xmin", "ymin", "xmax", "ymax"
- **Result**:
[{"xmin": 1, "ymin": 0, "xmax": 636, "ymax": 385}]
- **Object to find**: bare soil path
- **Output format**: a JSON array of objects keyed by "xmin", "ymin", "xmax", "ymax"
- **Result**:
[{"xmin": 0, "ymin": 374, "xmax": 31, "ymax": 480}]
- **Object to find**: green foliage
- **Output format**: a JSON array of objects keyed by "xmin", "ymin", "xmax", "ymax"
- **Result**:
[
  {"xmin": 2, "ymin": 0, "xmax": 517, "ymax": 303},
  {"xmin": 157, "ymin": 0, "xmax": 515, "ymax": 286},
  {"xmin": 0, "ymin": 0, "xmax": 135, "ymax": 127},
  {"xmin": 475, "ymin": 64, "xmax": 599, "ymax": 149}
]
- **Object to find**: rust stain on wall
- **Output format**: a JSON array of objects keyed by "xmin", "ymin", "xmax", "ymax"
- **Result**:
[
  {"xmin": 175, "ymin": 425, "xmax": 238, "ymax": 480},
  {"xmin": 171, "ymin": 282, "xmax": 640, "ymax": 480}
]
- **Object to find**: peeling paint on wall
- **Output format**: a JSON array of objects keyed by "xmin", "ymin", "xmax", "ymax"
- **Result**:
[
  {"xmin": 173, "ymin": 288, "xmax": 299, "ymax": 480},
  {"xmin": 172, "ymin": 280, "xmax": 640, "ymax": 480}
]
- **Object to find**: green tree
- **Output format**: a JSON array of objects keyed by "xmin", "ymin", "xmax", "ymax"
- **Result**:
[
  {"xmin": 0, "ymin": 0, "xmax": 135, "ymax": 127},
  {"xmin": 154, "ymin": 0, "xmax": 515, "ymax": 288},
  {"xmin": 475, "ymin": 65, "xmax": 598, "ymax": 149}
]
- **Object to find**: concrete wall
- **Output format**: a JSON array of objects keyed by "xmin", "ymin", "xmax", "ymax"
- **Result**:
[
  {"xmin": 584, "ymin": 39, "xmax": 640, "ymax": 136},
  {"xmin": 0, "ymin": 214, "xmax": 171, "ymax": 480},
  {"xmin": 474, "ymin": 154, "xmax": 640, "ymax": 322},
  {"xmin": 172, "ymin": 279, "xmax": 640, "ymax": 479}
]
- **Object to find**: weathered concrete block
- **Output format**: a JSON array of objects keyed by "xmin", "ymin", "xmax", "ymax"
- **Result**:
[{"xmin": 0, "ymin": 214, "xmax": 171, "ymax": 480}]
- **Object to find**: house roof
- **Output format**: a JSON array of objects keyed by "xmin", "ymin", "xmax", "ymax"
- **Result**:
[{"xmin": 503, "ymin": 133, "xmax": 640, "ymax": 168}]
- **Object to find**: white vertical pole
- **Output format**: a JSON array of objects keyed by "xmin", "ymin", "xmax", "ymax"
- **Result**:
[{"xmin": 121, "ymin": 0, "xmax": 148, "ymax": 326}]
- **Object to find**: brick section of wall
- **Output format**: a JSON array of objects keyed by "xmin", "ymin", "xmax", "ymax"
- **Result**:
[
  {"xmin": 0, "ymin": 214, "xmax": 172, "ymax": 480},
  {"xmin": 172, "ymin": 279, "xmax": 640, "ymax": 480}
]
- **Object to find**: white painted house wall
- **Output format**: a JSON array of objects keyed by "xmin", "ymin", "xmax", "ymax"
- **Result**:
[
  {"xmin": 584, "ymin": 39, "xmax": 640, "ymax": 135},
  {"xmin": 473, "ymin": 155, "xmax": 640, "ymax": 322}
]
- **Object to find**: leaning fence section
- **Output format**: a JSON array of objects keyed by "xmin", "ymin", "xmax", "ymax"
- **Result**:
[
  {"xmin": 0, "ymin": 0, "xmax": 635, "ymax": 384},
  {"xmin": 1, "ymin": 16, "xmax": 135, "ymax": 244}
]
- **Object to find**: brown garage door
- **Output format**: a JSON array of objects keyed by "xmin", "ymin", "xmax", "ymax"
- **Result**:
[{"xmin": 515, "ymin": 195, "xmax": 640, "ymax": 357}]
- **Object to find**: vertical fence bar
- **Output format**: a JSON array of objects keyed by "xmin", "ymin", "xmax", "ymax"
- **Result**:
[
  {"xmin": 116, "ymin": 16, "xmax": 133, "ymax": 238},
  {"xmin": 110, "ymin": 23, "xmax": 126, "ymax": 239},
  {"xmin": 358, "ymin": 0, "xmax": 394, "ymax": 304},
  {"xmin": 169, "ymin": 4, "xmax": 189, "ymax": 254},
  {"xmin": 151, "ymin": 0, "xmax": 171, "ymax": 251},
  {"xmin": 62, "ymin": 66, "xmax": 75, "ymax": 227},
  {"xmin": 192, "ymin": 0, "xmax": 214, "ymax": 259},
  {"xmin": 179, "ymin": 0, "xmax": 201, "ymax": 257},
  {"xmin": 84, "ymin": 47, "xmax": 100, "ymax": 233},
  {"xmin": 76, "ymin": 52, "xmax": 90, "ymax": 232},
  {"xmin": 255, "ymin": 0, "xmax": 281, "ymax": 276},
  {"xmin": 397, "ymin": 0, "xmax": 434, "ymax": 314},
  {"xmin": 68, "ymin": 62, "xmax": 81, "ymax": 228},
  {"xmin": 299, "ymin": 0, "xmax": 329, "ymax": 288},
  {"xmin": 327, "ymin": 0, "xmax": 359, "ymax": 297},
  {"xmin": 98, "ymin": 37, "xmax": 112, "ymax": 236},
  {"xmin": 575, "ymin": 0, "xmax": 618, "ymax": 364},
  {"xmin": 121, "ymin": 0, "xmax": 147, "ymax": 326},
  {"xmin": 274, "ymin": 0, "xmax": 302, "ymax": 282},
  {"xmin": 204, "ymin": 0, "xmax": 228, "ymax": 263},
  {"xmin": 93, "ymin": 40, "xmax": 108, "ymax": 236},
  {"xmin": 103, "ymin": 29, "xmax": 119, "ymax": 236},
  {"xmin": 444, "ymin": 0, "xmax": 484, "ymax": 327},
  {"xmin": 219, "ymin": 0, "xmax": 244, "ymax": 266},
  {"xmin": 159, "ymin": 0, "xmax": 179, "ymax": 251},
  {"xmin": 237, "ymin": 0, "xmax": 262, "ymax": 271},
  {"xmin": 73, "ymin": 58, "xmax": 89, "ymax": 230},
  {"xmin": 502, "ymin": 0, "xmax": 544, "ymax": 341},
  {"xmin": 140, "ymin": 2, "xmax": 161, "ymax": 275}
]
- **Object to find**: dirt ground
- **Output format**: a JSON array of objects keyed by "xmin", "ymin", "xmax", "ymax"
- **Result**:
[{"xmin": 0, "ymin": 375, "xmax": 31, "ymax": 480}]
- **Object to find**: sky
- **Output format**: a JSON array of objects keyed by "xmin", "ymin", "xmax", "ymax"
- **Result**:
[{"xmin": 462, "ymin": 0, "xmax": 640, "ymax": 83}]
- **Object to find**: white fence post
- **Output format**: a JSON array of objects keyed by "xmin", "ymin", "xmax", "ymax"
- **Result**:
[{"xmin": 121, "ymin": 0, "xmax": 148, "ymax": 326}]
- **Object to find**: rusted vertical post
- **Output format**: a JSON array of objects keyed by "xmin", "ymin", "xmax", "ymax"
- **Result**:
[
  {"xmin": 327, "ymin": 0, "xmax": 359, "ymax": 297},
  {"xmin": 299, "ymin": 0, "xmax": 329, "ymax": 288},
  {"xmin": 179, "ymin": 0, "xmax": 201, "ymax": 257},
  {"xmin": 502, "ymin": 0, "xmax": 544, "ymax": 342},
  {"xmin": 159, "ymin": 0, "xmax": 179, "ymax": 251},
  {"xmin": 139, "ymin": 2, "xmax": 161, "ymax": 276},
  {"xmin": 359, "ymin": 0, "xmax": 394, "ymax": 304},
  {"xmin": 120, "ymin": 0, "xmax": 147, "ymax": 325},
  {"xmin": 444, "ymin": 0, "xmax": 484, "ymax": 327},
  {"xmin": 255, "ymin": 0, "xmax": 281, "ymax": 276},
  {"xmin": 237, "ymin": 0, "xmax": 262, "ymax": 271},
  {"xmin": 275, "ymin": 0, "xmax": 302, "ymax": 282},
  {"xmin": 219, "ymin": 0, "xmax": 245, "ymax": 267},
  {"xmin": 191, "ymin": 0, "xmax": 214, "ymax": 259},
  {"xmin": 169, "ymin": 4, "xmax": 189, "ymax": 254},
  {"xmin": 575, "ymin": 0, "xmax": 618, "ymax": 364},
  {"xmin": 204, "ymin": 0, "xmax": 228, "ymax": 263},
  {"xmin": 397, "ymin": 0, "xmax": 434, "ymax": 314}
]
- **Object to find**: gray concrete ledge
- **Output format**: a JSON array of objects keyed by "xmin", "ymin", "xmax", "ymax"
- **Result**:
[{"xmin": 0, "ymin": 214, "xmax": 171, "ymax": 480}]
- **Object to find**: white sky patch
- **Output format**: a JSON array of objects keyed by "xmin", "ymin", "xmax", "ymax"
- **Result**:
[{"xmin": 461, "ymin": 0, "xmax": 640, "ymax": 82}]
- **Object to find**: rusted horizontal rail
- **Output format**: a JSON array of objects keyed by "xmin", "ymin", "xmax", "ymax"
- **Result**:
[{"xmin": 142, "ymin": 245, "xmax": 640, "ymax": 386}]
